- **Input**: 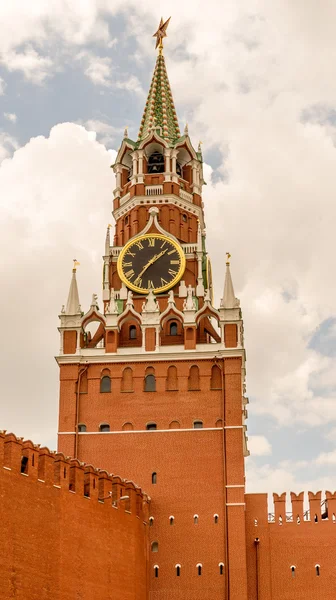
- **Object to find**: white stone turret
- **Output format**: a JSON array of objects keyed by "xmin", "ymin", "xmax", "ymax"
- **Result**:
[
  {"xmin": 58, "ymin": 267, "xmax": 82, "ymax": 355},
  {"xmin": 219, "ymin": 256, "xmax": 243, "ymax": 348}
]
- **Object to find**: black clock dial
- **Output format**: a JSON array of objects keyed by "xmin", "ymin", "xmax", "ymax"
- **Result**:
[{"xmin": 117, "ymin": 234, "xmax": 185, "ymax": 294}]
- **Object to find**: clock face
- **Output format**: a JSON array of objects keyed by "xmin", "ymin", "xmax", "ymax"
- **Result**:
[{"xmin": 117, "ymin": 233, "xmax": 186, "ymax": 294}]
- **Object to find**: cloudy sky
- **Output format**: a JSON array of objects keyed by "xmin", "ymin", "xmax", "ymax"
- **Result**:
[{"xmin": 0, "ymin": 0, "xmax": 336, "ymax": 504}]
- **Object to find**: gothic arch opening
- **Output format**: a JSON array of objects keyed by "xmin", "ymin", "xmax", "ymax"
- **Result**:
[
  {"xmin": 100, "ymin": 368, "xmax": 111, "ymax": 393},
  {"xmin": 144, "ymin": 367, "xmax": 156, "ymax": 392},
  {"xmin": 188, "ymin": 365, "xmax": 200, "ymax": 391},
  {"xmin": 210, "ymin": 364, "xmax": 222, "ymax": 390},
  {"xmin": 166, "ymin": 365, "xmax": 178, "ymax": 391},
  {"xmin": 121, "ymin": 367, "xmax": 133, "ymax": 392}
]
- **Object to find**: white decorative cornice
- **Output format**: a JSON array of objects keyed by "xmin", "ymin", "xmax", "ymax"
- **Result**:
[{"xmin": 55, "ymin": 345, "xmax": 246, "ymax": 365}]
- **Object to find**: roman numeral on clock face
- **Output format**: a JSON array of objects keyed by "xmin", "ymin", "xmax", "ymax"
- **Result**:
[
  {"xmin": 170, "ymin": 260, "xmax": 179, "ymax": 265},
  {"xmin": 148, "ymin": 238, "xmax": 155, "ymax": 247},
  {"xmin": 135, "ymin": 241, "xmax": 144, "ymax": 250},
  {"xmin": 125, "ymin": 269, "xmax": 135, "ymax": 278},
  {"xmin": 123, "ymin": 261, "xmax": 132, "ymax": 267},
  {"xmin": 168, "ymin": 269, "xmax": 177, "ymax": 276}
]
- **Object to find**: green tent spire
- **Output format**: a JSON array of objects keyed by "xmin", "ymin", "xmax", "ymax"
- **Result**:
[{"xmin": 138, "ymin": 52, "xmax": 181, "ymax": 144}]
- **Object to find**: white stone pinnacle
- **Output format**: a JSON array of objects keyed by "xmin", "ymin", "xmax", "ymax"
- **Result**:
[
  {"xmin": 65, "ymin": 269, "xmax": 81, "ymax": 315},
  {"xmin": 221, "ymin": 263, "xmax": 240, "ymax": 309}
]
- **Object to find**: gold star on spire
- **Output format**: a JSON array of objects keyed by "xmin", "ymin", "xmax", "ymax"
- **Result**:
[{"xmin": 153, "ymin": 17, "xmax": 171, "ymax": 54}]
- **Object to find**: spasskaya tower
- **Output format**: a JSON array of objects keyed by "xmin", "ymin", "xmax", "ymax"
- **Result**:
[{"xmin": 57, "ymin": 17, "xmax": 249, "ymax": 600}]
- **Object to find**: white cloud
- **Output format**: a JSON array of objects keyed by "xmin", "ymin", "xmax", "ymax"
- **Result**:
[
  {"xmin": 315, "ymin": 450, "xmax": 336, "ymax": 466},
  {"xmin": 1, "ymin": 46, "xmax": 53, "ymax": 83},
  {"xmin": 116, "ymin": 75, "xmax": 144, "ymax": 96},
  {"xmin": 0, "ymin": 77, "xmax": 6, "ymax": 95},
  {"xmin": 76, "ymin": 51, "xmax": 112, "ymax": 86},
  {"xmin": 0, "ymin": 132, "xmax": 19, "ymax": 163},
  {"xmin": 82, "ymin": 119, "xmax": 121, "ymax": 145},
  {"xmin": 0, "ymin": 123, "xmax": 114, "ymax": 448},
  {"xmin": 4, "ymin": 113, "xmax": 17, "ymax": 123},
  {"xmin": 248, "ymin": 435, "xmax": 272, "ymax": 456}
]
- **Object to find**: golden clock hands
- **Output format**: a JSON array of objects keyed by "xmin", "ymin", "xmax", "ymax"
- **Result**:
[{"xmin": 134, "ymin": 249, "xmax": 168, "ymax": 285}]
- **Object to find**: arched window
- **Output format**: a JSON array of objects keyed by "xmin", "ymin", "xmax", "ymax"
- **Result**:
[
  {"xmin": 291, "ymin": 565, "xmax": 296, "ymax": 578},
  {"xmin": 315, "ymin": 564, "xmax": 320, "ymax": 576},
  {"xmin": 169, "ymin": 516, "xmax": 174, "ymax": 525},
  {"xmin": 154, "ymin": 565, "xmax": 159, "ymax": 578},
  {"xmin": 188, "ymin": 365, "xmax": 200, "ymax": 391},
  {"xmin": 151, "ymin": 541, "xmax": 159, "ymax": 552},
  {"xmin": 176, "ymin": 564, "xmax": 181, "ymax": 576},
  {"xmin": 146, "ymin": 422, "xmax": 157, "ymax": 431},
  {"xmin": 197, "ymin": 563, "xmax": 202, "ymax": 576},
  {"xmin": 100, "ymin": 369, "xmax": 111, "ymax": 393},
  {"xmin": 279, "ymin": 516, "xmax": 283, "ymax": 525},
  {"xmin": 176, "ymin": 162, "xmax": 182, "ymax": 176},
  {"xmin": 193, "ymin": 420, "xmax": 203, "ymax": 429},
  {"xmin": 169, "ymin": 420, "xmax": 180, "ymax": 429},
  {"xmin": 78, "ymin": 423, "xmax": 86, "ymax": 432},
  {"xmin": 121, "ymin": 367, "xmax": 133, "ymax": 392},
  {"xmin": 314, "ymin": 514, "xmax": 318, "ymax": 522},
  {"xmin": 129, "ymin": 325, "xmax": 137, "ymax": 339},
  {"xmin": 296, "ymin": 515, "xmax": 300, "ymax": 524},
  {"xmin": 148, "ymin": 151, "xmax": 164, "ymax": 173},
  {"xmin": 99, "ymin": 423, "xmax": 110, "ymax": 432},
  {"xmin": 145, "ymin": 367, "xmax": 156, "ymax": 392},
  {"xmin": 149, "ymin": 517, "xmax": 154, "ymax": 526},
  {"xmin": 214, "ymin": 514, "xmax": 219, "ymax": 524},
  {"xmin": 152, "ymin": 472, "xmax": 157, "ymax": 484},
  {"xmin": 210, "ymin": 364, "xmax": 222, "ymax": 390},
  {"xmin": 170, "ymin": 321, "xmax": 178, "ymax": 336},
  {"xmin": 166, "ymin": 365, "xmax": 178, "ymax": 391},
  {"xmin": 122, "ymin": 422, "xmax": 134, "ymax": 431},
  {"xmin": 20, "ymin": 456, "xmax": 28, "ymax": 474},
  {"xmin": 219, "ymin": 563, "xmax": 224, "ymax": 575},
  {"xmin": 79, "ymin": 370, "xmax": 88, "ymax": 393},
  {"xmin": 194, "ymin": 514, "xmax": 198, "ymax": 524}
]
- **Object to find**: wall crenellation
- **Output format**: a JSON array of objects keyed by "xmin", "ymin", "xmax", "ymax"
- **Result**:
[
  {"xmin": 264, "ymin": 491, "xmax": 336, "ymax": 524},
  {"xmin": 1, "ymin": 431, "xmax": 149, "ymax": 520}
]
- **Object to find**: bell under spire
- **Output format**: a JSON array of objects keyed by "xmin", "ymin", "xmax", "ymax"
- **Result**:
[
  {"xmin": 65, "ymin": 264, "xmax": 81, "ymax": 315},
  {"xmin": 138, "ymin": 18, "xmax": 180, "ymax": 144}
]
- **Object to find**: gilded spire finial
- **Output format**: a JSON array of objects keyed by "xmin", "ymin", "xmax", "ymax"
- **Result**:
[
  {"xmin": 226, "ymin": 252, "xmax": 231, "ymax": 265},
  {"xmin": 73, "ymin": 258, "xmax": 80, "ymax": 272},
  {"xmin": 153, "ymin": 17, "xmax": 171, "ymax": 54}
]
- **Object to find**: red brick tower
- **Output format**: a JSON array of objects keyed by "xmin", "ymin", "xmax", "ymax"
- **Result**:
[{"xmin": 57, "ymin": 19, "xmax": 249, "ymax": 600}]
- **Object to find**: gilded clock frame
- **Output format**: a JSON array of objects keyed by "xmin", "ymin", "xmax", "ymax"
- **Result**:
[{"xmin": 117, "ymin": 233, "xmax": 186, "ymax": 295}]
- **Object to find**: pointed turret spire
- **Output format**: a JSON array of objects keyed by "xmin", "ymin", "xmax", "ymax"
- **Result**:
[
  {"xmin": 65, "ymin": 263, "xmax": 81, "ymax": 315},
  {"xmin": 138, "ymin": 18, "xmax": 180, "ymax": 144},
  {"xmin": 221, "ymin": 254, "xmax": 240, "ymax": 309}
]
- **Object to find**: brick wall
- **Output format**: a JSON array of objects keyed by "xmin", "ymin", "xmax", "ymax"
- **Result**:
[
  {"xmin": 245, "ymin": 492, "xmax": 336, "ymax": 599},
  {"xmin": 0, "ymin": 432, "xmax": 149, "ymax": 600}
]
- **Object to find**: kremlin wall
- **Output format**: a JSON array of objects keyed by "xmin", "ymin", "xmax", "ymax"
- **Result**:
[{"xmin": 0, "ymin": 432, "xmax": 149, "ymax": 599}]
